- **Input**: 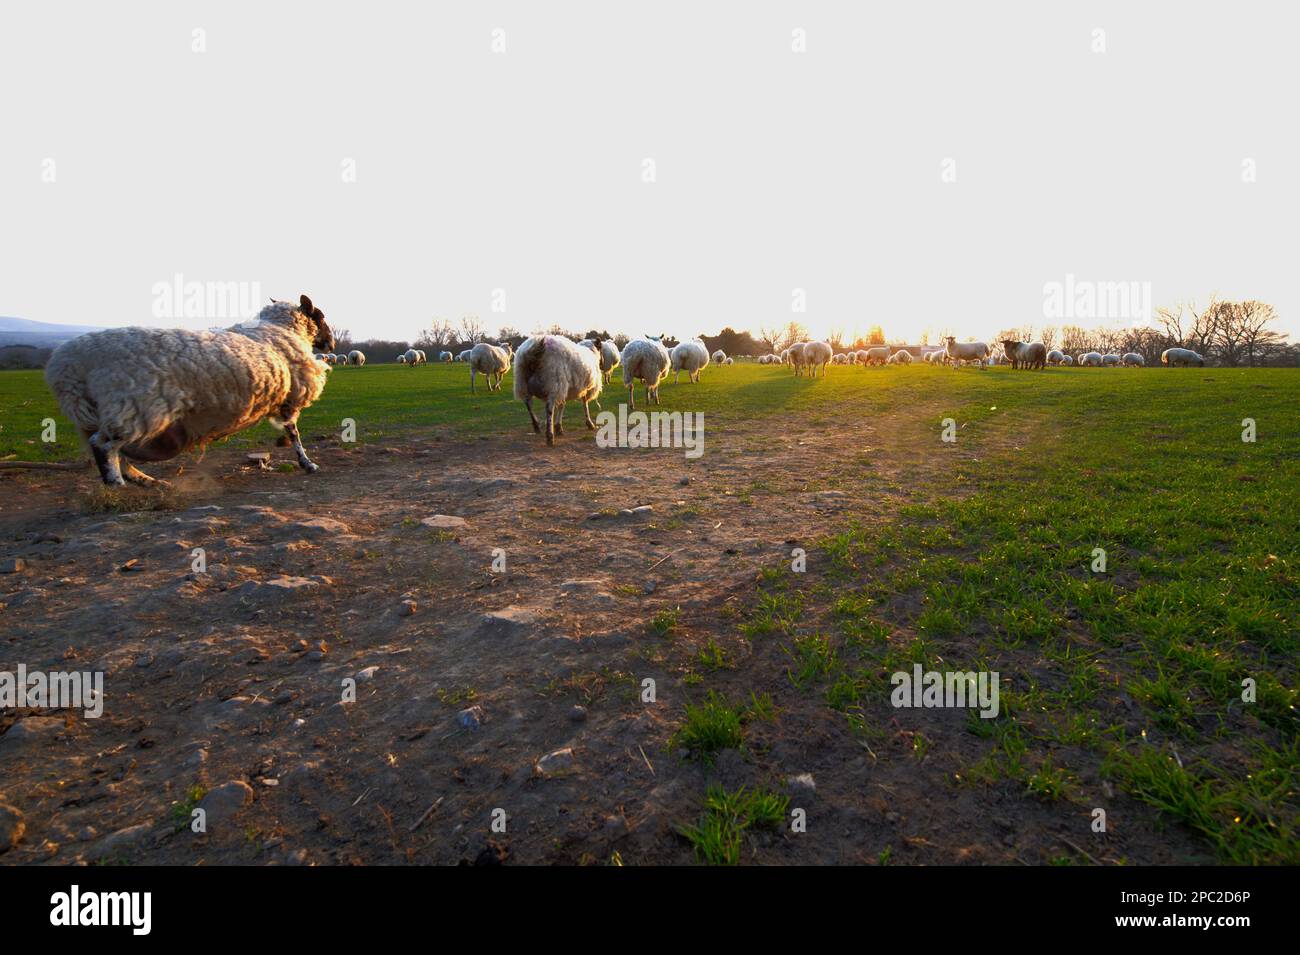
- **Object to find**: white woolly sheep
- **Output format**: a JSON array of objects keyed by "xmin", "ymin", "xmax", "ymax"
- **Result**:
[
  {"xmin": 671, "ymin": 340, "xmax": 711, "ymax": 383},
  {"xmin": 711, "ymin": 349, "xmax": 727, "ymax": 364},
  {"xmin": 1046, "ymin": 349, "xmax": 1065, "ymax": 365},
  {"xmin": 457, "ymin": 349, "xmax": 472, "ymax": 362},
  {"xmin": 886, "ymin": 349, "xmax": 913, "ymax": 365},
  {"xmin": 620, "ymin": 338, "xmax": 672, "ymax": 409},
  {"xmin": 801, "ymin": 341, "xmax": 832, "ymax": 376},
  {"xmin": 1101, "ymin": 353, "xmax": 1121, "ymax": 367},
  {"xmin": 469, "ymin": 342, "xmax": 511, "ymax": 393},
  {"xmin": 1001, "ymin": 340, "xmax": 1047, "ymax": 370},
  {"xmin": 348, "ymin": 350, "xmax": 365, "ymax": 366},
  {"xmin": 44, "ymin": 294, "xmax": 334, "ymax": 486},
  {"xmin": 864, "ymin": 345, "xmax": 891, "ymax": 366},
  {"xmin": 1061, "ymin": 354, "xmax": 1074, "ymax": 366},
  {"xmin": 513, "ymin": 334, "xmax": 602, "ymax": 445},
  {"xmin": 1079, "ymin": 352, "xmax": 1103, "ymax": 366},
  {"xmin": 943, "ymin": 337, "xmax": 990, "ymax": 369},
  {"xmin": 1161, "ymin": 347, "xmax": 1204, "ymax": 367},
  {"xmin": 403, "ymin": 349, "xmax": 420, "ymax": 365},
  {"xmin": 1122, "ymin": 352, "xmax": 1145, "ymax": 367},
  {"xmin": 439, "ymin": 351, "xmax": 453, "ymax": 362}
]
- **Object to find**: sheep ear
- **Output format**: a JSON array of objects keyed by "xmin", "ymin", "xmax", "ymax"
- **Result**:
[{"xmin": 300, "ymin": 295, "xmax": 314, "ymax": 314}]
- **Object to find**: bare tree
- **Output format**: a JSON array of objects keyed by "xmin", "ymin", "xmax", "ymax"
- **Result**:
[
  {"xmin": 459, "ymin": 314, "xmax": 486, "ymax": 344},
  {"xmin": 756, "ymin": 324, "xmax": 785, "ymax": 354},
  {"xmin": 414, "ymin": 318, "xmax": 457, "ymax": 351}
]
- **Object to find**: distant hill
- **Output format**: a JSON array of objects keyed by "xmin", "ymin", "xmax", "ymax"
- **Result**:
[{"xmin": 0, "ymin": 316, "xmax": 107, "ymax": 348}]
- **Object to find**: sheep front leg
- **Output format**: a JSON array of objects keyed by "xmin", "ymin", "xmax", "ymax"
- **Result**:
[
  {"xmin": 524, "ymin": 396, "xmax": 541, "ymax": 433},
  {"xmin": 471, "ymin": 368, "xmax": 477, "ymax": 394},
  {"xmin": 89, "ymin": 431, "xmax": 126, "ymax": 487},
  {"xmin": 281, "ymin": 420, "xmax": 319, "ymax": 473}
]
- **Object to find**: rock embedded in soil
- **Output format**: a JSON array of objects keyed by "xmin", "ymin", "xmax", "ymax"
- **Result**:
[
  {"xmin": 229, "ymin": 575, "xmax": 332, "ymax": 600},
  {"xmin": 421, "ymin": 515, "xmax": 469, "ymax": 530},
  {"xmin": 536, "ymin": 748, "xmax": 576, "ymax": 777},
  {"xmin": 568, "ymin": 705, "xmax": 588, "ymax": 723},
  {"xmin": 0, "ymin": 558, "xmax": 27, "ymax": 574},
  {"xmin": 787, "ymin": 773, "xmax": 816, "ymax": 796},
  {"xmin": 0, "ymin": 803, "xmax": 25, "ymax": 852},
  {"xmin": 1, "ymin": 716, "xmax": 63, "ymax": 748},
  {"xmin": 399, "ymin": 599, "xmax": 418, "ymax": 617},
  {"xmin": 198, "ymin": 780, "xmax": 256, "ymax": 827}
]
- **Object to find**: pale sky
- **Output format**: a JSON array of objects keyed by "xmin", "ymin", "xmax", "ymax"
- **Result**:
[{"xmin": 1, "ymin": 1, "xmax": 1295, "ymax": 345}]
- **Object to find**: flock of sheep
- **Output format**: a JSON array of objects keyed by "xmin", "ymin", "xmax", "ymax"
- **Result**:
[
  {"xmin": 37, "ymin": 294, "xmax": 1215, "ymax": 485},
  {"xmin": 756, "ymin": 337, "xmax": 1206, "ymax": 371}
]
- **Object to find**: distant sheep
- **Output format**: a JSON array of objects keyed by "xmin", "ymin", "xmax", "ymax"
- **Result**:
[
  {"xmin": 620, "ymin": 338, "xmax": 672, "ymax": 409},
  {"xmin": 469, "ymin": 342, "xmax": 511, "ymax": 393},
  {"xmin": 711, "ymin": 349, "xmax": 727, "ymax": 364},
  {"xmin": 1061, "ymin": 354, "xmax": 1074, "ymax": 366},
  {"xmin": 1001, "ymin": 340, "xmax": 1047, "ymax": 370},
  {"xmin": 1046, "ymin": 349, "xmax": 1065, "ymax": 365},
  {"xmin": 671, "ymin": 339, "xmax": 711, "ymax": 383},
  {"xmin": 439, "ymin": 351, "xmax": 453, "ymax": 362},
  {"xmin": 348, "ymin": 350, "xmax": 366, "ymax": 366},
  {"xmin": 457, "ymin": 349, "xmax": 472, "ymax": 363},
  {"xmin": 513, "ymin": 335, "xmax": 602, "ymax": 445},
  {"xmin": 886, "ymin": 349, "xmax": 913, "ymax": 365},
  {"xmin": 784, "ymin": 342, "xmax": 808, "ymax": 374},
  {"xmin": 1161, "ymin": 347, "xmax": 1204, "ymax": 367},
  {"xmin": 1079, "ymin": 352, "xmax": 1103, "ymax": 366},
  {"xmin": 403, "ymin": 349, "xmax": 420, "ymax": 366},
  {"xmin": 44, "ymin": 294, "xmax": 334, "ymax": 486},
  {"xmin": 802, "ymin": 341, "xmax": 833, "ymax": 377},
  {"xmin": 864, "ymin": 346, "xmax": 891, "ymax": 366},
  {"xmin": 1122, "ymin": 352, "xmax": 1145, "ymax": 367},
  {"xmin": 1101, "ymin": 353, "xmax": 1121, "ymax": 367},
  {"xmin": 943, "ymin": 337, "xmax": 990, "ymax": 369}
]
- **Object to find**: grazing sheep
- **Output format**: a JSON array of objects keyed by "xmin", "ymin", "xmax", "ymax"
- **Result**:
[
  {"xmin": 620, "ymin": 338, "xmax": 672, "ymax": 409},
  {"xmin": 783, "ymin": 343, "xmax": 808, "ymax": 374},
  {"xmin": 864, "ymin": 345, "xmax": 891, "ymax": 366},
  {"xmin": 469, "ymin": 342, "xmax": 511, "ymax": 393},
  {"xmin": 457, "ymin": 349, "xmax": 472, "ymax": 363},
  {"xmin": 831, "ymin": 353, "xmax": 847, "ymax": 365},
  {"xmin": 801, "ymin": 341, "xmax": 833, "ymax": 377},
  {"xmin": 725, "ymin": 357, "xmax": 733, "ymax": 365},
  {"xmin": 886, "ymin": 348, "xmax": 913, "ymax": 365},
  {"xmin": 1101, "ymin": 353, "xmax": 1121, "ymax": 367},
  {"xmin": 348, "ymin": 350, "xmax": 365, "ymax": 367},
  {"xmin": 711, "ymin": 349, "xmax": 727, "ymax": 364},
  {"xmin": 397, "ymin": 354, "xmax": 407, "ymax": 364},
  {"xmin": 1000, "ymin": 340, "xmax": 1048, "ymax": 370},
  {"xmin": 1061, "ymin": 354, "xmax": 1074, "ymax": 366},
  {"xmin": 1046, "ymin": 349, "xmax": 1065, "ymax": 365},
  {"xmin": 855, "ymin": 349, "xmax": 872, "ymax": 365},
  {"xmin": 580, "ymin": 338, "xmax": 621, "ymax": 384},
  {"xmin": 403, "ymin": 349, "xmax": 420, "ymax": 366},
  {"xmin": 943, "ymin": 336, "xmax": 990, "ymax": 369},
  {"xmin": 1161, "ymin": 347, "xmax": 1204, "ymax": 367},
  {"xmin": 439, "ymin": 351, "xmax": 453, "ymax": 363},
  {"xmin": 513, "ymin": 334, "xmax": 602, "ymax": 445},
  {"xmin": 1079, "ymin": 351, "xmax": 1103, "ymax": 366},
  {"xmin": 44, "ymin": 294, "xmax": 334, "ymax": 486},
  {"xmin": 671, "ymin": 339, "xmax": 711, "ymax": 383},
  {"xmin": 1122, "ymin": 352, "xmax": 1145, "ymax": 367}
]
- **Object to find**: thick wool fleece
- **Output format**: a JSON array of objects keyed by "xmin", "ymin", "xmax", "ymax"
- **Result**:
[{"xmin": 44, "ymin": 301, "xmax": 330, "ymax": 461}]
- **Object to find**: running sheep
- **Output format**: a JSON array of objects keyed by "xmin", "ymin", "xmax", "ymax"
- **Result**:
[
  {"xmin": 671, "ymin": 339, "xmax": 711, "ymax": 383},
  {"xmin": 620, "ymin": 337, "xmax": 672, "ymax": 409},
  {"xmin": 513, "ymin": 334, "xmax": 603, "ymax": 445},
  {"xmin": 44, "ymin": 294, "xmax": 334, "ymax": 486}
]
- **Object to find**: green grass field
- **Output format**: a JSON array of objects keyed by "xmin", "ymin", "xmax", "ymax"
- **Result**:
[{"xmin": 3, "ymin": 361, "xmax": 1296, "ymax": 862}]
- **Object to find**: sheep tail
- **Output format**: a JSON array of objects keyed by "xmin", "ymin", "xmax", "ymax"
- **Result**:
[{"xmin": 516, "ymin": 336, "xmax": 546, "ymax": 384}]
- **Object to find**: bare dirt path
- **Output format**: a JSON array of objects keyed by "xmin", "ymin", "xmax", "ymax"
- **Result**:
[{"xmin": 0, "ymin": 399, "xmax": 1201, "ymax": 864}]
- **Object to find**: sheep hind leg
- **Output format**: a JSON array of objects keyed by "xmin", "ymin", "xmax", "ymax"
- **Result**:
[
  {"xmin": 544, "ymin": 399, "xmax": 557, "ymax": 446},
  {"xmin": 524, "ymin": 396, "xmax": 541, "ymax": 433},
  {"xmin": 555, "ymin": 401, "xmax": 566, "ymax": 434},
  {"xmin": 583, "ymin": 400, "xmax": 597, "ymax": 430},
  {"xmin": 122, "ymin": 462, "xmax": 166, "ymax": 486},
  {"xmin": 281, "ymin": 421, "xmax": 319, "ymax": 474}
]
